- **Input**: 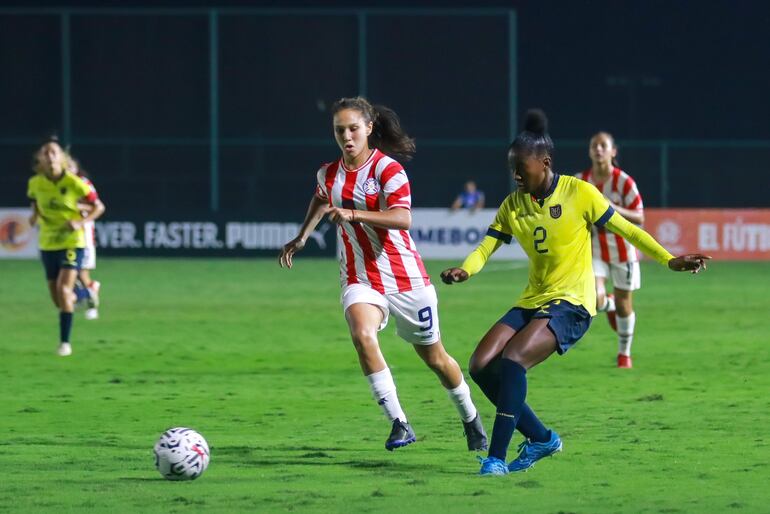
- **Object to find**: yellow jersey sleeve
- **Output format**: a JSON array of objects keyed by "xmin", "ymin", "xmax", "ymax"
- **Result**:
[
  {"xmin": 578, "ymin": 179, "xmax": 674, "ymax": 265},
  {"xmin": 488, "ymin": 194, "xmax": 516, "ymax": 241},
  {"xmin": 578, "ymin": 179, "xmax": 614, "ymax": 225},
  {"xmin": 27, "ymin": 175, "xmax": 39, "ymax": 201},
  {"xmin": 604, "ymin": 213, "xmax": 674, "ymax": 266},
  {"xmin": 72, "ymin": 174, "xmax": 91, "ymax": 198},
  {"xmin": 460, "ymin": 236, "xmax": 504, "ymax": 276},
  {"xmin": 459, "ymin": 195, "xmax": 515, "ymax": 276}
]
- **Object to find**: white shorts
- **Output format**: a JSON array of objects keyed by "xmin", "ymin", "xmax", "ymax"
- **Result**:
[
  {"xmin": 593, "ymin": 259, "xmax": 641, "ymax": 291},
  {"xmin": 82, "ymin": 246, "xmax": 96, "ymax": 270},
  {"xmin": 341, "ymin": 283, "xmax": 441, "ymax": 345}
]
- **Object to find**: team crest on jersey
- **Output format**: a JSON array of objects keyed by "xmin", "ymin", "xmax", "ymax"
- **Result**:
[
  {"xmin": 60, "ymin": 187, "xmax": 67, "ymax": 195},
  {"xmin": 363, "ymin": 178, "xmax": 380, "ymax": 195},
  {"xmin": 549, "ymin": 205, "xmax": 562, "ymax": 219}
]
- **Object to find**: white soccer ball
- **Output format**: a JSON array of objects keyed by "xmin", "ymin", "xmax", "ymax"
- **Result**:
[{"xmin": 153, "ymin": 427, "xmax": 210, "ymax": 481}]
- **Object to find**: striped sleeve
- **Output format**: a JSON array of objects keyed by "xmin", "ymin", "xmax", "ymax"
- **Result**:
[
  {"xmin": 82, "ymin": 177, "xmax": 99, "ymax": 201},
  {"xmin": 622, "ymin": 175, "xmax": 643, "ymax": 210},
  {"xmin": 314, "ymin": 164, "xmax": 330, "ymax": 200},
  {"xmin": 380, "ymin": 162, "xmax": 411, "ymax": 210}
]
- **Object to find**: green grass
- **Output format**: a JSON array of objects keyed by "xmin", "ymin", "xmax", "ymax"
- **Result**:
[{"xmin": 1, "ymin": 258, "xmax": 769, "ymax": 513}]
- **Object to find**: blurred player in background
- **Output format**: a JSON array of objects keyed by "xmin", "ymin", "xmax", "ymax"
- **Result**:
[
  {"xmin": 451, "ymin": 180, "xmax": 485, "ymax": 213},
  {"xmin": 279, "ymin": 96, "xmax": 487, "ymax": 452},
  {"xmin": 441, "ymin": 110, "xmax": 710, "ymax": 475},
  {"xmin": 66, "ymin": 154, "xmax": 102, "ymax": 320},
  {"xmin": 577, "ymin": 132, "xmax": 644, "ymax": 368},
  {"xmin": 28, "ymin": 139, "xmax": 105, "ymax": 356}
]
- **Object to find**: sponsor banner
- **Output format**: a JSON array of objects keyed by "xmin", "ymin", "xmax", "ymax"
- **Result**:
[
  {"xmin": 0, "ymin": 208, "xmax": 38, "ymax": 259},
  {"xmin": 409, "ymin": 208, "xmax": 527, "ymax": 260},
  {"xmin": 94, "ymin": 219, "xmax": 336, "ymax": 256},
  {"xmin": 644, "ymin": 209, "xmax": 770, "ymax": 261}
]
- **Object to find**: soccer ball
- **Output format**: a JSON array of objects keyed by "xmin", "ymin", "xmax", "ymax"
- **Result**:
[{"xmin": 153, "ymin": 427, "xmax": 210, "ymax": 481}]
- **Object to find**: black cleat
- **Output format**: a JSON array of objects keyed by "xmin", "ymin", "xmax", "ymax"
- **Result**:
[
  {"xmin": 385, "ymin": 419, "xmax": 416, "ymax": 451},
  {"xmin": 463, "ymin": 414, "xmax": 488, "ymax": 451}
]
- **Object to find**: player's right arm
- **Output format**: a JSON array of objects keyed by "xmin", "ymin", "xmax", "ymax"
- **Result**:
[
  {"xmin": 441, "ymin": 196, "xmax": 514, "ymax": 284},
  {"xmin": 29, "ymin": 202, "xmax": 39, "ymax": 226},
  {"xmin": 279, "ymin": 194, "xmax": 329, "ymax": 269}
]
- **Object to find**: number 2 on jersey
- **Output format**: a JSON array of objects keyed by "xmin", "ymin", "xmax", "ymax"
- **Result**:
[{"xmin": 533, "ymin": 226, "xmax": 548, "ymax": 254}]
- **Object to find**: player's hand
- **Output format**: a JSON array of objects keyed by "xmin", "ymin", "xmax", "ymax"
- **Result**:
[
  {"xmin": 668, "ymin": 254, "xmax": 711, "ymax": 274},
  {"xmin": 440, "ymin": 267, "xmax": 469, "ymax": 285},
  {"xmin": 327, "ymin": 207, "xmax": 354, "ymax": 224},
  {"xmin": 68, "ymin": 220, "xmax": 83, "ymax": 231},
  {"xmin": 279, "ymin": 237, "xmax": 305, "ymax": 269}
]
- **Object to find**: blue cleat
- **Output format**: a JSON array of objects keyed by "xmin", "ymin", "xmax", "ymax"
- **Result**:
[
  {"xmin": 385, "ymin": 419, "xmax": 416, "ymax": 451},
  {"xmin": 507, "ymin": 430, "xmax": 562, "ymax": 472},
  {"xmin": 478, "ymin": 456, "xmax": 509, "ymax": 476}
]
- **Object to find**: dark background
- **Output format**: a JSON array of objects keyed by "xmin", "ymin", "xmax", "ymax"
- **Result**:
[{"xmin": 1, "ymin": 0, "xmax": 769, "ymax": 217}]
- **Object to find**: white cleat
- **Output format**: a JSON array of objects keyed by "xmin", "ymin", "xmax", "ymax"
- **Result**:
[
  {"xmin": 57, "ymin": 343, "xmax": 72, "ymax": 356},
  {"xmin": 84, "ymin": 308, "xmax": 99, "ymax": 320},
  {"xmin": 88, "ymin": 281, "xmax": 101, "ymax": 308}
]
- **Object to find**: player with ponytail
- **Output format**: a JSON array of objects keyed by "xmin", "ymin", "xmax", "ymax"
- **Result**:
[
  {"xmin": 279, "ymin": 96, "xmax": 487, "ymax": 453},
  {"xmin": 441, "ymin": 109, "xmax": 710, "ymax": 475}
]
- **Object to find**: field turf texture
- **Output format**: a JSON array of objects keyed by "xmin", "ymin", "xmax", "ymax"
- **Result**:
[{"xmin": 2, "ymin": 259, "xmax": 769, "ymax": 513}]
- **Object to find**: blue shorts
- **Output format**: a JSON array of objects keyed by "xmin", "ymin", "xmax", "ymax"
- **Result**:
[
  {"xmin": 40, "ymin": 248, "xmax": 84, "ymax": 280},
  {"xmin": 498, "ymin": 299, "xmax": 592, "ymax": 355}
]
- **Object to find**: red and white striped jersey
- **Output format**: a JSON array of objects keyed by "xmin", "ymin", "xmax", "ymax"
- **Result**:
[
  {"xmin": 314, "ymin": 149, "xmax": 431, "ymax": 294},
  {"xmin": 577, "ymin": 167, "xmax": 644, "ymax": 263}
]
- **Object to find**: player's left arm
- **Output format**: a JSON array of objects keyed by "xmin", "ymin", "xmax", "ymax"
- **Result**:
[
  {"xmin": 609, "ymin": 203, "xmax": 644, "ymax": 225},
  {"xmin": 29, "ymin": 201, "xmax": 39, "ymax": 226},
  {"xmin": 328, "ymin": 205, "xmax": 411, "ymax": 230},
  {"xmin": 602, "ymin": 213, "xmax": 710, "ymax": 273},
  {"xmin": 585, "ymin": 180, "xmax": 709, "ymax": 273}
]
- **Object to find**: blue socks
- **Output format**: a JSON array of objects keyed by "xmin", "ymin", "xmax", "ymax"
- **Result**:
[
  {"xmin": 74, "ymin": 281, "xmax": 91, "ymax": 303},
  {"xmin": 59, "ymin": 312, "xmax": 73, "ymax": 343},
  {"xmin": 488, "ymin": 359, "xmax": 528, "ymax": 461},
  {"xmin": 517, "ymin": 403, "xmax": 550, "ymax": 443},
  {"xmin": 470, "ymin": 357, "xmax": 551, "ymax": 444}
]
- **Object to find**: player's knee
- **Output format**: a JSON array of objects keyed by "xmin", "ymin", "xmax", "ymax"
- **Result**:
[
  {"xmin": 350, "ymin": 328, "xmax": 378, "ymax": 353},
  {"xmin": 422, "ymin": 350, "xmax": 447, "ymax": 372},
  {"xmin": 468, "ymin": 353, "xmax": 487, "ymax": 377}
]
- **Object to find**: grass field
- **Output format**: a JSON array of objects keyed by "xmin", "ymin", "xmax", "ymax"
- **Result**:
[{"xmin": 1, "ymin": 258, "xmax": 769, "ymax": 513}]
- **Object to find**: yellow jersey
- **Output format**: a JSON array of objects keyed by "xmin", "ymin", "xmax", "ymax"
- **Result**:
[
  {"xmin": 460, "ymin": 174, "xmax": 673, "ymax": 315},
  {"xmin": 27, "ymin": 172, "xmax": 94, "ymax": 251}
]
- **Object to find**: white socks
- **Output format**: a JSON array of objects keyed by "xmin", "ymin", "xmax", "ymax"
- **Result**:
[
  {"xmin": 617, "ymin": 312, "xmax": 636, "ymax": 356},
  {"xmin": 598, "ymin": 295, "xmax": 616, "ymax": 313},
  {"xmin": 446, "ymin": 378, "xmax": 478, "ymax": 423},
  {"xmin": 366, "ymin": 367, "xmax": 406, "ymax": 422}
]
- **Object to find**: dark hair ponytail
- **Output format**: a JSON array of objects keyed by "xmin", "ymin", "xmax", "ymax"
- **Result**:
[
  {"xmin": 510, "ymin": 109, "xmax": 554, "ymax": 158},
  {"xmin": 331, "ymin": 96, "xmax": 416, "ymax": 161}
]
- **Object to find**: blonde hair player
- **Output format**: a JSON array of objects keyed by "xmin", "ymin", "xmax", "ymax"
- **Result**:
[
  {"xmin": 279, "ymin": 96, "xmax": 487, "ymax": 452},
  {"xmin": 28, "ymin": 138, "xmax": 106, "ymax": 356}
]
